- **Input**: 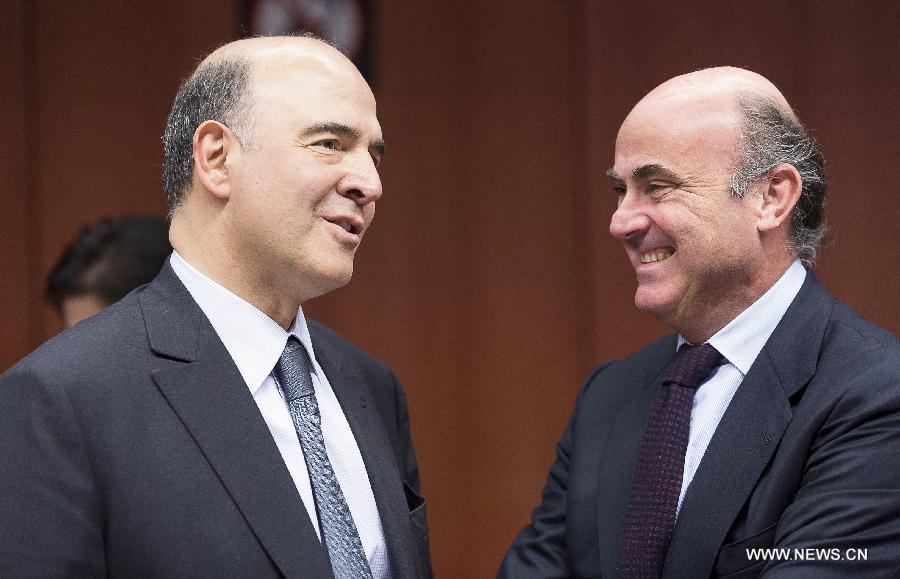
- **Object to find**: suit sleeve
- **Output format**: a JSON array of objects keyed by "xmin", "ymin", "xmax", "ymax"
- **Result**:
[
  {"xmin": 0, "ymin": 364, "xmax": 105, "ymax": 577},
  {"xmin": 498, "ymin": 366, "xmax": 607, "ymax": 579},
  {"xmin": 762, "ymin": 343, "xmax": 900, "ymax": 577}
]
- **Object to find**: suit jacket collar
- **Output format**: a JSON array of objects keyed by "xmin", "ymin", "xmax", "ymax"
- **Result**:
[
  {"xmin": 141, "ymin": 260, "xmax": 205, "ymax": 363},
  {"xmin": 141, "ymin": 262, "xmax": 385, "ymax": 578},
  {"xmin": 168, "ymin": 250, "xmax": 330, "ymax": 396},
  {"xmin": 662, "ymin": 273, "xmax": 835, "ymax": 577}
]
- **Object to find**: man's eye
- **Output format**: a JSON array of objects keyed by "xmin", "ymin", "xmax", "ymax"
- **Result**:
[
  {"xmin": 646, "ymin": 182, "xmax": 675, "ymax": 198},
  {"xmin": 314, "ymin": 139, "xmax": 341, "ymax": 151}
]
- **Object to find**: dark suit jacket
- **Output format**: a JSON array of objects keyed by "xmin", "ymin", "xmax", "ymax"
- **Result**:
[
  {"xmin": 0, "ymin": 263, "xmax": 431, "ymax": 578},
  {"xmin": 500, "ymin": 274, "xmax": 900, "ymax": 578}
]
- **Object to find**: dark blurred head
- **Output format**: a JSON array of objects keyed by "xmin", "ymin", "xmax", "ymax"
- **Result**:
[{"xmin": 48, "ymin": 216, "xmax": 171, "ymax": 327}]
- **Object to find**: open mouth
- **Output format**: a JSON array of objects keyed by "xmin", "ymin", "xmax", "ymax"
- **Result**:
[
  {"xmin": 639, "ymin": 249, "xmax": 673, "ymax": 264},
  {"xmin": 324, "ymin": 217, "xmax": 362, "ymax": 236}
]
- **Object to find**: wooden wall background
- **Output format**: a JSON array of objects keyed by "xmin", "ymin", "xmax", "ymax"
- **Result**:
[{"xmin": 2, "ymin": 1, "xmax": 897, "ymax": 576}]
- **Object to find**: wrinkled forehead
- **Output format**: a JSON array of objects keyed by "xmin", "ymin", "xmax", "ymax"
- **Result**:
[
  {"xmin": 609, "ymin": 94, "xmax": 741, "ymax": 184},
  {"xmin": 612, "ymin": 68, "xmax": 793, "ymax": 177},
  {"xmin": 623, "ymin": 89, "xmax": 739, "ymax": 134},
  {"xmin": 617, "ymin": 90, "xmax": 741, "ymax": 156},
  {"xmin": 238, "ymin": 46, "xmax": 382, "ymax": 145},
  {"xmin": 249, "ymin": 51, "xmax": 378, "ymax": 134}
]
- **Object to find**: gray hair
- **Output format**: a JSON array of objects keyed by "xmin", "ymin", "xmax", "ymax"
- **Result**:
[
  {"xmin": 730, "ymin": 94, "xmax": 827, "ymax": 265},
  {"xmin": 162, "ymin": 56, "xmax": 255, "ymax": 211}
]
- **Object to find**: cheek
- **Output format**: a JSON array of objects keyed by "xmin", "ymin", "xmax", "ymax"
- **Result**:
[{"xmin": 717, "ymin": 209, "xmax": 759, "ymax": 248}]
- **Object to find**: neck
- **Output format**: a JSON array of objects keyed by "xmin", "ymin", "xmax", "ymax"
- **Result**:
[
  {"xmin": 673, "ymin": 257, "xmax": 794, "ymax": 343},
  {"xmin": 170, "ymin": 210, "xmax": 301, "ymax": 330}
]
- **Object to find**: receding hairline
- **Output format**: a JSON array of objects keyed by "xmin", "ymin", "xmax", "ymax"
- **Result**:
[
  {"xmin": 618, "ymin": 67, "xmax": 801, "ymax": 160},
  {"xmin": 187, "ymin": 36, "xmax": 373, "ymax": 126},
  {"xmin": 650, "ymin": 67, "xmax": 787, "ymax": 103},
  {"xmin": 631, "ymin": 67, "xmax": 798, "ymax": 127},
  {"xmin": 196, "ymin": 36, "xmax": 359, "ymax": 84}
]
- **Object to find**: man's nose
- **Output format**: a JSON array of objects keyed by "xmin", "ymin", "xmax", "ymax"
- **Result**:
[
  {"xmin": 339, "ymin": 153, "xmax": 383, "ymax": 205},
  {"xmin": 609, "ymin": 193, "xmax": 651, "ymax": 240}
]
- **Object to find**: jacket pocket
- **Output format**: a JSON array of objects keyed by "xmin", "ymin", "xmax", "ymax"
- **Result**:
[
  {"xmin": 715, "ymin": 523, "xmax": 777, "ymax": 577},
  {"xmin": 403, "ymin": 481, "xmax": 432, "ymax": 578}
]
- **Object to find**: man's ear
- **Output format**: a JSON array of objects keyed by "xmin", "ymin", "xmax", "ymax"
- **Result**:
[
  {"xmin": 756, "ymin": 163, "xmax": 802, "ymax": 233},
  {"xmin": 193, "ymin": 120, "xmax": 239, "ymax": 200}
]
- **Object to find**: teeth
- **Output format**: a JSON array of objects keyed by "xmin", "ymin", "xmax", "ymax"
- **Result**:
[
  {"xmin": 640, "ymin": 251, "xmax": 673, "ymax": 264},
  {"xmin": 328, "ymin": 218, "xmax": 352, "ymax": 232}
]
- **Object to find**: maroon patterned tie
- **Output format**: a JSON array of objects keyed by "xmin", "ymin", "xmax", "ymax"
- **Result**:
[{"xmin": 620, "ymin": 343, "xmax": 724, "ymax": 578}]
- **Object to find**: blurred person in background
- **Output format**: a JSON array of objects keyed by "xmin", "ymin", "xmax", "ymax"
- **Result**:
[{"xmin": 47, "ymin": 215, "xmax": 171, "ymax": 327}]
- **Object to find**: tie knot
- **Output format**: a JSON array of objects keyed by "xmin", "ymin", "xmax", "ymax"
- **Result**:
[
  {"xmin": 662, "ymin": 343, "xmax": 724, "ymax": 390},
  {"xmin": 275, "ymin": 336, "xmax": 314, "ymax": 401}
]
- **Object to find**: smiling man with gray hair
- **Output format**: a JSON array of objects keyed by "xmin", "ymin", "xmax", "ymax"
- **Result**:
[{"xmin": 500, "ymin": 67, "xmax": 899, "ymax": 578}]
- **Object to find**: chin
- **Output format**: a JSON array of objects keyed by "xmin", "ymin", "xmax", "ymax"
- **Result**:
[
  {"xmin": 320, "ymin": 262, "xmax": 355, "ymax": 291},
  {"xmin": 633, "ymin": 286, "xmax": 678, "ymax": 321},
  {"xmin": 293, "ymin": 256, "xmax": 354, "ymax": 301}
]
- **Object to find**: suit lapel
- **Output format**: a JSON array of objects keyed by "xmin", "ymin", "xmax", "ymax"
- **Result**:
[
  {"xmin": 141, "ymin": 263, "xmax": 332, "ymax": 578},
  {"xmin": 663, "ymin": 274, "xmax": 833, "ymax": 578},
  {"xmin": 663, "ymin": 351, "xmax": 792, "ymax": 578},
  {"xmin": 316, "ymin": 347, "xmax": 418, "ymax": 578},
  {"xmin": 596, "ymin": 338, "xmax": 676, "ymax": 578}
]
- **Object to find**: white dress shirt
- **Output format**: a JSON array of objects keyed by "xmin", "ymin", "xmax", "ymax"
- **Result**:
[
  {"xmin": 676, "ymin": 260, "xmax": 807, "ymax": 514},
  {"xmin": 170, "ymin": 251, "xmax": 390, "ymax": 578}
]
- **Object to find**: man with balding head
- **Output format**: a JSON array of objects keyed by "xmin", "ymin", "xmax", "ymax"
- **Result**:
[
  {"xmin": 0, "ymin": 37, "xmax": 430, "ymax": 578},
  {"xmin": 501, "ymin": 68, "xmax": 899, "ymax": 577}
]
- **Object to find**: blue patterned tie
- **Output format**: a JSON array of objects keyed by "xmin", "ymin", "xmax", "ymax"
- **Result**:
[{"xmin": 275, "ymin": 336, "xmax": 374, "ymax": 579}]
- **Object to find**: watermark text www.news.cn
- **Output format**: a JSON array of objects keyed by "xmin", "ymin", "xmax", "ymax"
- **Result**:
[{"xmin": 746, "ymin": 547, "xmax": 868, "ymax": 562}]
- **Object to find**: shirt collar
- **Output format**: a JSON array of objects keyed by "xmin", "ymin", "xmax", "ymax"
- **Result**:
[
  {"xmin": 169, "ymin": 250, "xmax": 317, "ymax": 394},
  {"xmin": 678, "ymin": 260, "xmax": 807, "ymax": 375}
]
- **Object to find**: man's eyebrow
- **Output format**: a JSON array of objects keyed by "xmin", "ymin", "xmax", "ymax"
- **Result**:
[
  {"xmin": 300, "ymin": 122, "xmax": 384, "ymax": 156},
  {"xmin": 300, "ymin": 122, "xmax": 361, "ymax": 140},
  {"xmin": 606, "ymin": 165, "xmax": 683, "ymax": 183},
  {"xmin": 630, "ymin": 163, "xmax": 681, "ymax": 182}
]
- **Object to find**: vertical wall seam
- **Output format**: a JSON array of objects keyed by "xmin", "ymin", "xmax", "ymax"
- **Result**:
[
  {"xmin": 570, "ymin": 0, "xmax": 597, "ymax": 375},
  {"xmin": 23, "ymin": 0, "xmax": 42, "ymax": 348}
]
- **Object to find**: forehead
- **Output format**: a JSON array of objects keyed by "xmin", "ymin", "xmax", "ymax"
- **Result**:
[
  {"xmin": 613, "ymin": 91, "xmax": 740, "ymax": 178},
  {"xmin": 248, "ymin": 50, "xmax": 380, "ymax": 137}
]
